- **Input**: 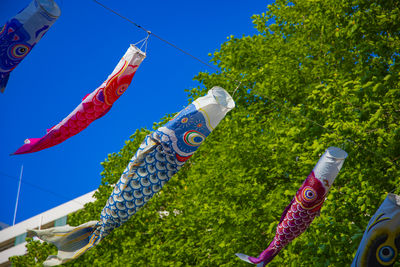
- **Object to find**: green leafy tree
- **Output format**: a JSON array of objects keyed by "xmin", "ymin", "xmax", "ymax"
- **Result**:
[{"xmin": 11, "ymin": 0, "xmax": 400, "ymax": 266}]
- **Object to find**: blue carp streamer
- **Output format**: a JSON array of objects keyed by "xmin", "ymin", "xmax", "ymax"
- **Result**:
[
  {"xmin": 0, "ymin": 0, "xmax": 60, "ymax": 92},
  {"xmin": 31, "ymin": 87, "xmax": 235, "ymax": 266},
  {"xmin": 351, "ymin": 193, "xmax": 400, "ymax": 267}
]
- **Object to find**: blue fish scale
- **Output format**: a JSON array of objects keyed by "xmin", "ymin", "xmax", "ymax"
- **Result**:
[
  {"xmin": 29, "ymin": 89, "xmax": 233, "ymax": 266},
  {"xmin": 92, "ymin": 131, "xmax": 185, "ymax": 240}
]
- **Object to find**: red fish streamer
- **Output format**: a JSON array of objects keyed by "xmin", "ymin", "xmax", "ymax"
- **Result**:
[
  {"xmin": 13, "ymin": 45, "xmax": 145, "ymax": 154},
  {"xmin": 236, "ymin": 147, "xmax": 348, "ymax": 266}
]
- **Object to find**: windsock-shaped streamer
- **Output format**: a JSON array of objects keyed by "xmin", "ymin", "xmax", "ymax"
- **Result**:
[
  {"xmin": 13, "ymin": 45, "xmax": 146, "ymax": 155},
  {"xmin": 236, "ymin": 147, "xmax": 348, "ymax": 266},
  {"xmin": 30, "ymin": 87, "xmax": 235, "ymax": 266},
  {"xmin": 0, "ymin": 0, "xmax": 60, "ymax": 93},
  {"xmin": 351, "ymin": 193, "xmax": 400, "ymax": 267}
]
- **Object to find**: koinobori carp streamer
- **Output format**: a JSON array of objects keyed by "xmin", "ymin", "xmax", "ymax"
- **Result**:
[
  {"xmin": 30, "ymin": 86, "xmax": 235, "ymax": 266},
  {"xmin": 13, "ymin": 44, "xmax": 145, "ymax": 155},
  {"xmin": 236, "ymin": 147, "xmax": 348, "ymax": 266},
  {"xmin": 0, "ymin": 0, "xmax": 60, "ymax": 93},
  {"xmin": 351, "ymin": 193, "xmax": 400, "ymax": 267}
]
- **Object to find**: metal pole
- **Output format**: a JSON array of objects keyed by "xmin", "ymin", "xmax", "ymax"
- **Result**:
[{"xmin": 13, "ymin": 165, "xmax": 23, "ymax": 226}]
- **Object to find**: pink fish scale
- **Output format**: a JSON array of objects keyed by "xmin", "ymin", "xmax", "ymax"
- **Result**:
[
  {"xmin": 86, "ymin": 106, "xmax": 95, "ymax": 113},
  {"xmin": 296, "ymin": 202, "xmax": 303, "ymax": 212},
  {"xmin": 76, "ymin": 111, "xmax": 86, "ymax": 122},
  {"xmin": 67, "ymin": 119, "xmax": 76, "ymax": 128},
  {"xmin": 85, "ymin": 112, "xmax": 95, "ymax": 120},
  {"xmin": 294, "ymin": 218, "xmax": 303, "ymax": 225},
  {"xmin": 282, "ymin": 220, "xmax": 289, "ymax": 228},
  {"xmin": 283, "ymin": 226, "xmax": 291, "ymax": 235},
  {"xmin": 276, "ymin": 234, "xmax": 289, "ymax": 247},
  {"xmin": 277, "ymin": 233, "xmax": 286, "ymax": 243},
  {"xmin": 275, "ymin": 202, "xmax": 319, "ymax": 245},
  {"xmin": 93, "ymin": 104, "xmax": 104, "ymax": 112},
  {"xmin": 69, "ymin": 126, "xmax": 80, "ymax": 135},
  {"xmin": 307, "ymin": 209, "xmax": 316, "ymax": 215},
  {"xmin": 290, "ymin": 226, "xmax": 300, "ymax": 234},
  {"xmin": 12, "ymin": 47, "xmax": 145, "ymax": 155},
  {"xmin": 287, "ymin": 211, "xmax": 294, "ymax": 220},
  {"xmin": 288, "ymin": 219, "xmax": 296, "ymax": 227},
  {"xmin": 240, "ymin": 169, "xmax": 343, "ymax": 266},
  {"xmin": 299, "ymin": 211, "xmax": 308, "ymax": 218},
  {"xmin": 292, "ymin": 211, "xmax": 301, "ymax": 220},
  {"xmin": 51, "ymin": 132, "xmax": 61, "ymax": 140},
  {"xmin": 75, "ymin": 120, "xmax": 86, "ymax": 128}
]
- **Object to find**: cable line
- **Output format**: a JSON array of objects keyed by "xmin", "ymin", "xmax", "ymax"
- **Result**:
[
  {"xmin": 0, "ymin": 171, "xmax": 92, "ymax": 206},
  {"xmin": 52, "ymin": 0, "xmax": 400, "ymax": 181},
  {"xmin": 88, "ymin": 0, "xmax": 399, "ymax": 171},
  {"xmin": 92, "ymin": 0, "xmax": 219, "ymax": 72},
  {"xmin": 257, "ymin": 92, "xmax": 400, "ymax": 171}
]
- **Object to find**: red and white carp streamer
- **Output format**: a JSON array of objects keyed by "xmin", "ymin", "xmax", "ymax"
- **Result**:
[
  {"xmin": 30, "ymin": 87, "xmax": 235, "ymax": 266},
  {"xmin": 236, "ymin": 147, "xmax": 348, "ymax": 266},
  {"xmin": 13, "ymin": 45, "xmax": 145, "ymax": 155}
]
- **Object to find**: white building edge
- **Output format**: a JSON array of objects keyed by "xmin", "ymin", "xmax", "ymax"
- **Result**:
[{"xmin": 0, "ymin": 190, "xmax": 96, "ymax": 267}]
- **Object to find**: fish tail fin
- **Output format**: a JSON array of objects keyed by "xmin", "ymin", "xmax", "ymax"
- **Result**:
[
  {"xmin": 236, "ymin": 253, "xmax": 266, "ymax": 266},
  {"xmin": 0, "ymin": 72, "xmax": 10, "ymax": 93},
  {"xmin": 12, "ymin": 138, "xmax": 42, "ymax": 155},
  {"xmin": 29, "ymin": 221, "xmax": 99, "ymax": 266},
  {"xmin": 236, "ymin": 244, "xmax": 278, "ymax": 266}
]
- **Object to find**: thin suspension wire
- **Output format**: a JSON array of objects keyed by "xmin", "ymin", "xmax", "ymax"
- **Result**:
[
  {"xmin": 92, "ymin": 0, "xmax": 219, "ymax": 72},
  {"xmin": 232, "ymin": 81, "xmax": 242, "ymax": 98},
  {"xmin": 140, "ymin": 33, "xmax": 150, "ymax": 53},
  {"xmin": 93, "ymin": 0, "xmax": 398, "ymax": 192},
  {"xmin": 92, "ymin": 0, "xmax": 147, "ymax": 32},
  {"xmin": 263, "ymin": 94, "xmax": 400, "ymax": 170},
  {"xmin": 134, "ymin": 33, "xmax": 150, "ymax": 53},
  {"xmin": 263, "ymin": 95, "xmax": 400, "ymax": 196},
  {"xmin": 91, "ymin": 0, "xmax": 393, "ymax": 164},
  {"xmin": 0, "ymin": 171, "xmax": 89, "ymax": 206},
  {"xmin": 134, "ymin": 35, "xmax": 150, "ymax": 47},
  {"xmin": 150, "ymin": 33, "xmax": 219, "ymax": 72},
  {"xmin": 390, "ymin": 185, "xmax": 400, "ymax": 194}
]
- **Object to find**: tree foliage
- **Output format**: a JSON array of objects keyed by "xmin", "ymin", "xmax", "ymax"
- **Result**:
[{"xmin": 11, "ymin": 0, "xmax": 400, "ymax": 266}]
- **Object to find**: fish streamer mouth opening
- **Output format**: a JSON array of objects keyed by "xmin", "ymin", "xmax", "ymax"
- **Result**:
[
  {"xmin": 388, "ymin": 193, "xmax": 400, "ymax": 207},
  {"xmin": 129, "ymin": 44, "xmax": 147, "ymax": 58},
  {"xmin": 37, "ymin": 0, "xmax": 61, "ymax": 18},
  {"xmin": 210, "ymin": 86, "xmax": 235, "ymax": 110},
  {"xmin": 326, "ymin": 146, "xmax": 348, "ymax": 160}
]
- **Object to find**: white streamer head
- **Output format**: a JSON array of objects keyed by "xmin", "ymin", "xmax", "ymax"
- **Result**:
[
  {"xmin": 313, "ymin": 147, "xmax": 348, "ymax": 190},
  {"xmin": 193, "ymin": 86, "xmax": 235, "ymax": 130}
]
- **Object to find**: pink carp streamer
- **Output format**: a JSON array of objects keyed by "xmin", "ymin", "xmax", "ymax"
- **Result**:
[
  {"xmin": 13, "ymin": 45, "xmax": 145, "ymax": 155},
  {"xmin": 236, "ymin": 147, "xmax": 348, "ymax": 266}
]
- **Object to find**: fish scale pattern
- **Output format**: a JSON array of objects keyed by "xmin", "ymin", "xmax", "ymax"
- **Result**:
[
  {"xmin": 30, "ymin": 87, "xmax": 235, "ymax": 266},
  {"xmin": 86, "ymin": 99, "xmax": 216, "ymax": 244},
  {"xmin": 274, "ymin": 200, "xmax": 319, "ymax": 249},
  {"xmin": 247, "ymin": 173, "xmax": 327, "ymax": 266},
  {"xmin": 13, "ymin": 45, "xmax": 145, "ymax": 154},
  {"xmin": 238, "ymin": 147, "xmax": 348, "ymax": 266},
  {"xmin": 88, "ymin": 100, "xmax": 216, "ymax": 243},
  {"xmin": 92, "ymin": 131, "xmax": 185, "ymax": 240}
]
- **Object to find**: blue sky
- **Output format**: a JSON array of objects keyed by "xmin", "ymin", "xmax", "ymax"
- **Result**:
[{"xmin": 0, "ymin": 0, "xmax": 272, "ymax": 225}]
